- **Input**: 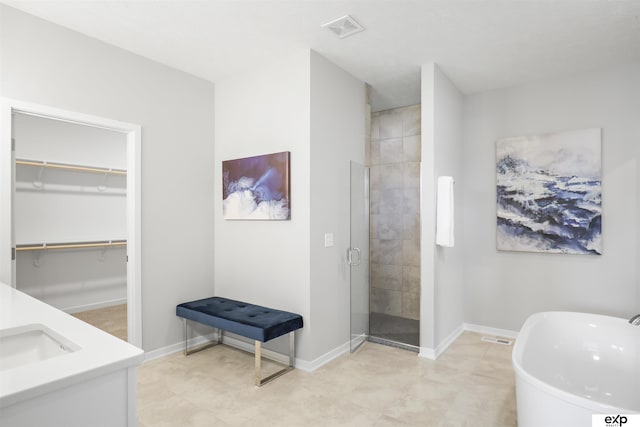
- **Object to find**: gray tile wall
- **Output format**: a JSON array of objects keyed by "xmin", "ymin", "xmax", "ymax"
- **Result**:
[{"xmin": 369, "ymin": 105, "xmax": 421, "ymax": 320}]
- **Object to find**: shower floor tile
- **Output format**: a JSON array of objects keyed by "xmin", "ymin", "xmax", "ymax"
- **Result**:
[{"xmin": 370, "ymin": 311, "xmax": 419, "ymax": 347}]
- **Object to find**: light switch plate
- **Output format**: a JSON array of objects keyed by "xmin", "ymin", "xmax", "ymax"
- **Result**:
[{"xmin": 324, "ymin": 233, "xmax": 334, "ymax": 248}]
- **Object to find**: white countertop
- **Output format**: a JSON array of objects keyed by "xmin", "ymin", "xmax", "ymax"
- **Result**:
[{"xmin": 0, "ymin": 282, "xmax": 144, "ymax": 408}]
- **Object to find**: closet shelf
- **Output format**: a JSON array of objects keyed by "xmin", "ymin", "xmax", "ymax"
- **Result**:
[
  {"xmin": 16, "ymin": 239, "xmax": 127, "ymax": 252},
  {"xmin": 16, "ymin": 159, "xmax": 127, "ymax": 176}
]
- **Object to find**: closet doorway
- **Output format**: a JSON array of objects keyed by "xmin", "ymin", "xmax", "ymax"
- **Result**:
[{"xmin": 0, "ymin": 98, "xmax": 142, "ymax": 347}]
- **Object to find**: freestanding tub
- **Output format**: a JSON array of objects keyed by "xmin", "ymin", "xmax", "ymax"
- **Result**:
[{"xmin": 513, "ymin": 312, "xmax": 640, "ymax": 427}]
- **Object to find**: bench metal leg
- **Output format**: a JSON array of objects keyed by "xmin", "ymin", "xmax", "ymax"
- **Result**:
[
  {"xmin": 183, "ymin": 318, "xmax": 222, "ymax": 356},
  {"xmin": 182, "ymin": 318, "xmax": 296, "ymax": 386},
  {"xmin": 254, "ymin": 331, "xmax": 296, "ymax": 387}
]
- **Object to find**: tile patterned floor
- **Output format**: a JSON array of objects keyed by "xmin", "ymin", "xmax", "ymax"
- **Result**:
[{"xmin": 136, "ymin": 332, "xmax": 517, "ymax": 427}]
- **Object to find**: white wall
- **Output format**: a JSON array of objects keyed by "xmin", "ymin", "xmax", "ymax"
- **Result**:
[
  {"xmin": 420, "ymin": 63, "xmax": 466, "ymax": 355},
  {"xmin": 432, "ymin": 66, "xmax": 465, "ymax": 348},
  {"xmin": 420, "ymin": 63, "xmax": 437, "ymax": 353},
  {"xmin": 14, "ymin": 113, "xmax": 127, "ymax": 168},
  {"xmin": 463, "ymin": 62, "xmax": 640, "ymax": 331},
  {"xmin": 214, "ymin": 50, "xmax": 312, "ymax": 359},
  {"xmin": 14, "ymin": 113, "xmax": 127, "ymax": 243},
  {"xmin": 0, "ymin": 5, "xmax": 216, "ymax": 351},
  {"xmin": 309, "ymin": 51, "xmax": 365, "ymax": 359},
  {"xmin": 215, "ymin": 49, "xmax": 365, "ymax": 363}
]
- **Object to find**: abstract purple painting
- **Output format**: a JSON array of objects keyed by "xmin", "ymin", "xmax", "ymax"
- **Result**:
[
  {"xmin": 222, "ymin": 151, "xmax": 290, "ymax": 220},
  {"xmin": 496, "ymin": 128, "xmax": 602, "ymax": 255}
]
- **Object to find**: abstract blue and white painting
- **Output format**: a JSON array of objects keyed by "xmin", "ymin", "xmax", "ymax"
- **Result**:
[
  {"xmin": 222, "ymin": 151, "xmax": 290, "ymax": 220},
  {"xmin": 496, "ymin": 128, "xmax": 601, "ymax": 255}
]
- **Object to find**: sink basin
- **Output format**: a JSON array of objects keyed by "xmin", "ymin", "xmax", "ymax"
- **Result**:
[{"xmin": 0, "ymin": 324, "xmax": 80, "ymax": 371}]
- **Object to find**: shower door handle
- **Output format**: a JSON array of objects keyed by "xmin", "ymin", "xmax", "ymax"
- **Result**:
[{"xmin": 347, "ymin": 247, "xmax": 361, "ymax": 266}]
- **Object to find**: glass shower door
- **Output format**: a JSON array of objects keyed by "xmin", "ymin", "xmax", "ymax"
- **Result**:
[{"xmin": 349, "ymin": 161, "xmax": 369, "ymax": 352}]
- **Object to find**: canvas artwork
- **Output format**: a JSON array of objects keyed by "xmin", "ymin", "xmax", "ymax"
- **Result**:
[
  {"xmin": 222, "ymin": 151, "xmax": 290, "ymax": 220},
  {"xmin": 496, "ymin": 128, "xmax": 602, "ymax": 255}
]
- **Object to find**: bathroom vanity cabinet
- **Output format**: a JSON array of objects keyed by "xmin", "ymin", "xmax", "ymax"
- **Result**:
[{"xmin": 0, "ymin": 283, "xmax": 144, "ymax": 427}]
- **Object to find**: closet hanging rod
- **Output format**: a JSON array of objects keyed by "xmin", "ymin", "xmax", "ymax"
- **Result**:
[
  {"xmin": 16, "ymin": 159, "xmax": 127, "ymax": 175},
  {"xmin": 16, "ymin": 240, "xmax": 127, "ymax": 252}
]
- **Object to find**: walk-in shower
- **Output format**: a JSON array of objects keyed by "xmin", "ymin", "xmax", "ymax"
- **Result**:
[{"xmin": 368, "ymin": 104, "xmax": 421, "ymax": 350}]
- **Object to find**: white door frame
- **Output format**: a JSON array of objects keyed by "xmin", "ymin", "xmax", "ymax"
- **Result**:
[{"xmin": 0, "ymin": 97, "xmax": 142, "ymax": 348}]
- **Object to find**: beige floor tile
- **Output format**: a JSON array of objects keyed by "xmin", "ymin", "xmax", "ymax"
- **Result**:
[
  {"xmin": 137, "ymin": 394, "xmax": 229, "ymax": 427},
  {"xmin": 136, "ymin": 332, "xmax": 517, "ymax": 427}
]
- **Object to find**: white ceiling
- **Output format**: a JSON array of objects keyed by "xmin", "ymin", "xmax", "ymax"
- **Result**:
[{"xmin": 4, "ymin": 0, "xmax": 640, "ymax": 111}]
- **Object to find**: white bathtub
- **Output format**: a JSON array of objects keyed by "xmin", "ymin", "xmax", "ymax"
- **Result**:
[{"xmin": 512, "ymin": 311, "xmax": 640, "ymax": 427}]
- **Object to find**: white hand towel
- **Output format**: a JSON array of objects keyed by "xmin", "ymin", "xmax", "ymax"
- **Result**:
[{"xmin": 436, "ymin": 176, "xmax": 454, "ymax": 247}]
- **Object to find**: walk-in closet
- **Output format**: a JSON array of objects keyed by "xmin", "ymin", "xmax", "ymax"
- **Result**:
[{"xmin": 13, "ymin": 112, "xmax": 128, "ymax": 340}]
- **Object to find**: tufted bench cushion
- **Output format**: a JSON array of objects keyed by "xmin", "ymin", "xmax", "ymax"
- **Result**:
[{"xmin": 176, "ymin": 297, "xmax": 303, "ymax": 343}]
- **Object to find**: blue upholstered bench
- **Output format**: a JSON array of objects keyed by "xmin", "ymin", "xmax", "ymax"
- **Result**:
[{"xmin": 176, "ymin": 297, "xmax": 303, "ymax": 386}]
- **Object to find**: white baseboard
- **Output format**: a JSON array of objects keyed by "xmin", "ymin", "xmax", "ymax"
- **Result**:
[
  {"xmin": 143, "ymin": 323, "xmax": 519, "ymax": 368},
  {"xmin": 419, "ymin": 347, "xmax": 436, "ymax": 360},
  {"xmin": 419, "ymin": 323, "xmax": 519, "ymax": 361},
  {"xmin": 144, "ymin": 332, "xmax": 217, "ymax": 362},
  {"xmin": 350, "ymin": 333, "xmax": 367, "ymax": 350},
  {"xmin": 294, "ymin": 340, "xmax": 350, "ymax": 372},
  {"xmin": 464, "ymin": 323, "xmax": 519, "ymax": 339},
  {"xmin": 207, "ymin": 334, "xmax": 349, "ymax": 371},
  {"xmin": 205, "ymin": 327, "xmax": 353, "ymax": 372},
  {"xmin": 418, "ymin": 324, "xmax": 464, "ymax": 360},
  {"xmin": 143, "ymin": 332, "xmax": 350, "ymax": 373},
  {"xmin": 435, "ymin": 324, "xmax": 465, "ymax": 358},
  {"xmin": 220, "ymin": 335, "xmax": 291, "ymax": 365},
  {"xmin": 64, "ymin": 297, "xmax": 127, "ymax": 314}
]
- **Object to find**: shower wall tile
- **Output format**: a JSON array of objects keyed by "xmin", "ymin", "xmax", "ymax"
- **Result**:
[
  {"xmin": 378, "ymin": 164, "xmax": 403, "ymax": 189},
  {"xmin": 370, "ymin": 213, "xmax": 379, "ymax": 239},
  {"xmin": 402, "ymin": 266, "xmax": 420, "ymax": 294},
  {"xmin": 369, "ymin": 104, "xmax": 421, "ymax": 321},
  {"xmin": 402, "ymin": 106, "xmax": 421, "ymax": 137},
  {"xmin": 370, "ymin": 238, "xmax": 380, "ymax": 263},
  {"xmin": 370, "ymin": 237, "xmax": 382, "ymax": 262},
  {"xmin": 404, "ymin": 162, "xmax": 421, "ymax": 188},
  {"xmin": 403, "ymin": 189, "xmax": 420, "ymax": 215},
  {"xmin": 403, "ymin": 239, "xmax": 420, "ymax": 267},
  {"xmin": 379, "ymin": 211, "xmax": 403, "ymax": 240},
  {"xmin": 377, "ymin": 239, "xmax": 403, "ymax": 265},
  {"xmin": 370, "ymin": 139, "xmax": 380, "ymax": 166},
  {"xmin": 370, "ymin": 165, "xmax": 381, "ymax": 191},
  {"xmin": 370, "ymin": 189, "xmax": 380, "ymax": 214},
  {"xmin": 371, "ymin": 288, "xmax": 402, "ymax": 317},
  {"xmin": 371, "ymin": 114, "xmax": 380, "ymax": 140},
  {"xmin": 379, "ymin": 111, "xmax": 403, "ymax": 139},
  {"xmin": 379, "ymin": 138, "xmax": 403, "ymax": 164},
  {"xmin": 366, "ymin": 127, "xmax": 371, "ymax": 166},
  {"xmin": 403, "ymin": 135, "xmax": 421, "ymax": 162},
  {"xmin": 371, "ymin": 263, "xmax": 402, "ymax": 290},
  {"xmin": 403, "ymin": 213, "xmax": 420, "ymax": 240},
  {"xmin": 379, "ymin": 189, "xmax": 403, "ymax": 213},
  {"xmin": 402, "ymin": 291, "xmax": 420, "ymax": 320}
]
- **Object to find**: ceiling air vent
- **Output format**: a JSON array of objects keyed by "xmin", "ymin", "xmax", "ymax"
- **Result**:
[{"xmin": 321, "ymin": 15, "xmax": 364, "ymax": 39}]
